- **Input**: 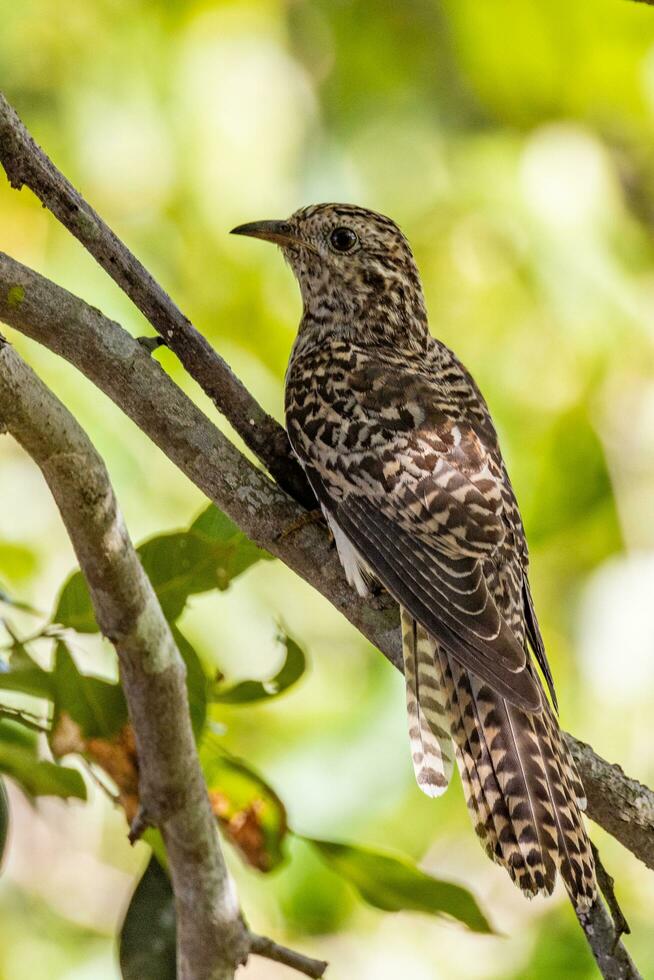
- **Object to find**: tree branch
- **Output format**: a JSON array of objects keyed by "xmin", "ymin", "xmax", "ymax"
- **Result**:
[
  {"xmin": 0, "ymin": 338, "xmax": 325, "ymax": 980},
  {"xmin": 567, "ymin": 736, "xmax": 654, "ymax": 872},
  {"xmin": 0, "ymin": 255, "xmax": 645, "ymax": 980},
  {"xmin": 577, "ymin": 900, "xmax": 640, "ymax": 980},
  {"xmin": 1, "ymin": 252, "xmax": 651, "ymax": 865},
  {"xmin": 0, "ymin": 92, "xmax": 313, "ymax": 508},
  {"xmin": 249, "ymin": 934, "xmax": 327, "ymax": 978},
  {"xmin": 1, "ymin": 91, "xmax": 650, "ymax": 976}
]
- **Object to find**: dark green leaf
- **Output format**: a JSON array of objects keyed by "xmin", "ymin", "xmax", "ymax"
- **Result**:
[
  {"xmin": 171, "ymin": 627, "xmax": 208, "ymax": 740},
  {"xmin": 53, "ymin": 504, "xmax": 271, "ymax": 631},
  {"xmin": 0, "ymin": 778, "xmax": 8, "ymax": 869},
  {"xmin": 191, "ymin": 504, "xmax": 272, "ymax": 584},
  {"xmin": 0, "ymin": 719, "xmax": 86, "ymax": 799},
  {"xmin": 53, "ymin": 571, "xmax": 97, "ymax": 633},
  {"xmin": 212, "ymin": 634, "xmax": 306, "ymax": 704},
  {"xmin": 52, "ymin": 641, "xmax": 128, "ymax": 740},
  {"xmin": 119, "ymin": 856, "xmax": 176, "ymax": 980},
  {"xmin": 305, "ymin": 838, "xmax": 492, "ymax": 933},
  {"xmin": 201, "ymin": 739, "xmax": 288, "ymax": 871}
]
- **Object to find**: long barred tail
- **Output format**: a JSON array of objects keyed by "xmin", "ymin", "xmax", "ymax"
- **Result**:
[{"xmin": 401, "ymin": 609, "xmax": 597, "ymax": 911}]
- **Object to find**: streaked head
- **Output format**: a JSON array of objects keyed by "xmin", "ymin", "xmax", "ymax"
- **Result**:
[{"xmin": 231, "ymin": 203, "xmax": 428, "ymax": 344}]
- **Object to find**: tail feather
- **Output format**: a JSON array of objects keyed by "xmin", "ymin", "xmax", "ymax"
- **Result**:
[
  {"xmin": 402, "ymin": 610, "xmax": 597, "ymax": 910},
  {"xmin": 436, "ymin": 649, "xmax": 507, "ymax": 868},
  {"xmin": 536, "ymin": 701, "xmax": 596, "ymax": 906},
  {"xmin": 451, "ymin": 657, "xmax": 557, "ymax": 896},
  {"xmin": 469, "ymin": 672, "xmax": 559, "ymax": 897},
  {"xmin": 401, "ymin": 610, "xmax": 453, "ymax": 797}
]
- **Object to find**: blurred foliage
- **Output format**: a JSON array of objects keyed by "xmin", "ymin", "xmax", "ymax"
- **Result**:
[
  {"xmin": 212, "ymin": 633, "xmax": 306, "ymax": 704},
  {"xmin": 119, "ymin": 857, "xmax": 176, "ymax": 980},
  {"xmin": 0, "ymin": 503, "xmax": 487, "ymax": 973},
  {"xmin": 2, "ymin": 0, "xmax": 654, "ymax": 977},
  {"xmin": 305, "ymin": 838, "xmax": 492, "ymax": 933},
  {"xmin": 0, "ymin": 780, "xmax": 8, "ymax": 869},
  {"xmin": 54, "ymin": 504, "xmax": 272, "ymax": 630}
]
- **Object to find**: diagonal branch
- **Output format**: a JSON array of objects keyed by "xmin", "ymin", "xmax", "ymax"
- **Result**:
[
  {"xmin": 0, "ymin": 337, "xmax": 326, "ymax": 980},
  {"xmin": 0, "ymin": 91, "xmax": 649, "ymax": 976},
  {"xmin": 1, "ymin": 252, "xmax": 645, "ymax": 979},
  {"xmin": 2, "ymin": 253, "xmax": 653, "ymax": 871},
  {"xmin": 0, "ymin": 92, "xmax": 313, "ymax": 508}
]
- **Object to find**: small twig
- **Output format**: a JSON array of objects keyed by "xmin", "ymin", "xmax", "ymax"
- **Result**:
[
  {"xmin": 591, "ymin": 842, "xmax": 631, "ymax": 948},
  {"xmin": 128, "ymin": 803, "xmax": 154, "ymax": 845},
  {"xmin": 249, "ymin": 933, "xmax": 328, "ymax": 978},
  {"xmin": 0, "ymin": 705, "xmax": 49, "ymax": 734},
  {"xmin": 79, "ymin": 758, "xmax": 121, "ymax": 807}
]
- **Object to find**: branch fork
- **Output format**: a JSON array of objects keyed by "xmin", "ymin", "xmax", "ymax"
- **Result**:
[{"xmin": 0, "ymin": 90, "xmax": 650, "ymax": 980}]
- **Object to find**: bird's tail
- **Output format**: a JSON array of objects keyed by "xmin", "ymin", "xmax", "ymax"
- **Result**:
[{"xmin": 401, "ymin": 610, "xmax": 597, "ymax": 910}]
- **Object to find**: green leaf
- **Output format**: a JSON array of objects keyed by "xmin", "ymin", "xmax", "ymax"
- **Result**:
[
  {"xmin": 52, "ymin": 571, "xmax": 97, "ymax": 633},
  {"xmin": 171, "ymin": 627, "xmax": 208, "ymax": 741},
  {"xmin": 305, "ymin": 838, "xmax": 493, "ymax": 934},
  {"xmin": 0, "ymin": 641, "xmax": 54, "ymax": 700},
  {"xmin": 0, "ymin": 719, "xmax": 86, "ymax": 800},
  {"xmin": 212, "ymin": 634, "xmax": 306, "ymax": 704},
  {"xmin": 0, "ymin": 778, "xmax": 8, "ymax": 869},
  {"xmin": 119, "ymin": 856, "xmax": 176, "ymax": 980},
  {"xmin": 191, "ymin": 504, "xmax": 272, "ymax": 584},
  {"xmin": 201, "ymin": 740, "xmax": 288, "ymax": 871},
  {"xmin": 52, "ymin": 641, "xmax": 128, "ymax": 740},
  {"xmin": 0, "ymin": 542, "xmax": 38, "ymax": 583},
  {"xmin": 53, "ymin": 504, "xmax": 271, "ymax": 631}
]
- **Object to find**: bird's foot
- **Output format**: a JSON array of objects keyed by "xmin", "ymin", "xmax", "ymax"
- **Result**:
[{"xmin": 276, "ymin": 508, "xmax": 327, "ymax": 541}]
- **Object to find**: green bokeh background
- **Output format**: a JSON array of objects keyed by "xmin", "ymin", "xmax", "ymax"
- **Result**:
[{"xmin": 2, "ymin": 0, "xmax": 654, "ymax": 976}]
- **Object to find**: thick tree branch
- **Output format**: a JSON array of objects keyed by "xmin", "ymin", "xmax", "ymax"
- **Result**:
[
  {"xmin": 568, "ymin": 736, "xmax": 654, "ymax": 872},
  {"xmin": 1, "ymin": 254, "xmax": 652, "ymax": 866},
  {"xmin": 0, "ymin": 339, "xmax": 324, "ymax": 980},
  {"xmin": 0, "ymin": 254, "xmax": 646, "ymax": 979},
  {"xmin": 0, "ymin": 92, "xmax": 313, "ymax": 508},
  {"xmin": 0, "ymin": 92, "xmax": 649, "ymax": 976}
]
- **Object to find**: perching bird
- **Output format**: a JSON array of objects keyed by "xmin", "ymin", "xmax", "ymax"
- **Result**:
[{"xmin": 232, "ymin": 204, "xmax": 597, "ymax": 910}]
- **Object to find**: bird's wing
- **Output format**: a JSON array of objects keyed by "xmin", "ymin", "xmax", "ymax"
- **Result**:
[
  {"xmin": 288, "ymin": 353, "xmax": 541, "ymax": 711},
  {"xmin": 306, "ymin": 467, "xmax": 540, "ymax": 711}
]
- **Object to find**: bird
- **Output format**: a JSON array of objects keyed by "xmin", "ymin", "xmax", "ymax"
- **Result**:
[{"xmin": 231, "ymin": 203, "xmax": 597, "ymax": 910}]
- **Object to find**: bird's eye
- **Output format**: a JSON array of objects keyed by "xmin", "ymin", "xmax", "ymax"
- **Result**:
[{"xmin": 329, "ymin": 227, "xmax": 358, "ymax": 253}]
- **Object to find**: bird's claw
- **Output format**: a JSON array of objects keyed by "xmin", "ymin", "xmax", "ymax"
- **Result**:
[{"xmin": 276, "ymin": 508, "xmax": 327, "ymax": 541}]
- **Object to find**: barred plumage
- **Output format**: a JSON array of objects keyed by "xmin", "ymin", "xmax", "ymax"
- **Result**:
[{"xmin": 232, "ymin": 203, "xmax": 597, "ymax": 910}]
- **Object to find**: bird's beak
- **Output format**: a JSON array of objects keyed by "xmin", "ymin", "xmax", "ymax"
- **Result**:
[{"xmin": 230, "ymin": 219, "xmax": 303, "ymax": 248}]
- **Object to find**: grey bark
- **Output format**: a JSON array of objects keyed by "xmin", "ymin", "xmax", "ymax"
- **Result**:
[
  {"xmin": 0, "ymin": 92, "xmax": 649, "ymax": 978},
  {"xmin": 1, "ymin": 252, "xmax": 651, "ymax": 871},
  {"xmin": 0, "ymin": 251, "xmax": 646, "ymax": 980},
  {"xmin": 0, "ymin": 339, "xmax": 247, "ymax": 980},
  {"xmin": 0, "ymin": 338, "xmax": 327, "ymax": 980}
]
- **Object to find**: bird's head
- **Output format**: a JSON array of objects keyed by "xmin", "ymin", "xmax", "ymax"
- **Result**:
[{"xmin": 231, "ymin": 203, "xmax": 428, "ymax": 346}]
